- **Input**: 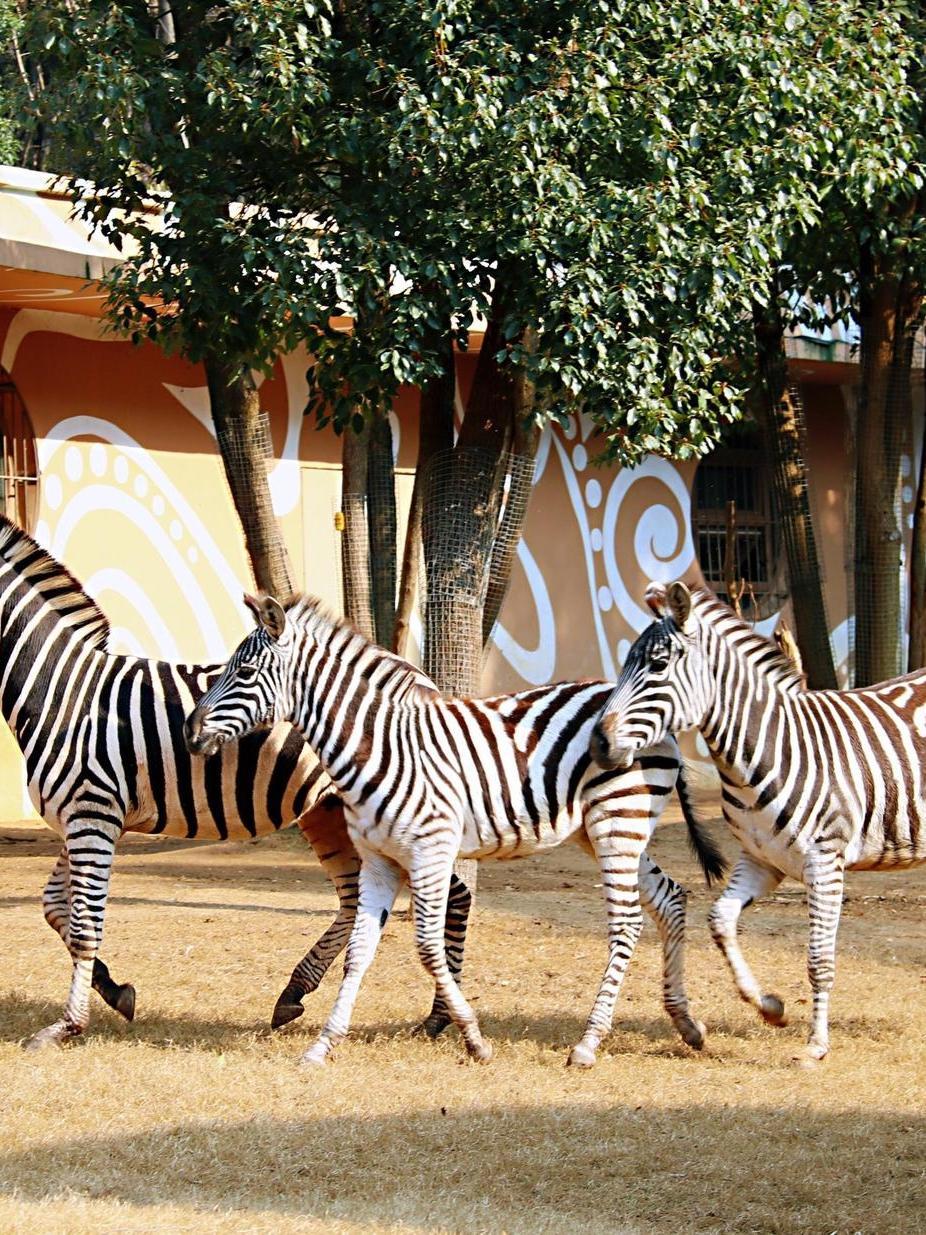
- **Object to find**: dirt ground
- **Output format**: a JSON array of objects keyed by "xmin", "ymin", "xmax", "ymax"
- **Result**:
[{"xmin": 0, "ymin": 797, "xmax": 924, "ymax": 1235}]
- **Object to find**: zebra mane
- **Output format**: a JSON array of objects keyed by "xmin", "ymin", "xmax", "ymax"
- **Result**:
[
  {"xmin": 283, "ymin": 594, "xmax": 442, "ymax": 702},
  {"xmin": 0, "ymin": 516, "xmax": 110, "ymax": 649},
  {"xmin": 688, "ymin": 586, "xmax": 806, "ymax": 692}
]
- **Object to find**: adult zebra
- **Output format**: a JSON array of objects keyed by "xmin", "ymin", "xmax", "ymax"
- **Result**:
[
  {"xmin": 591, "ymin": 579, "xmax": 926, "ymax": 1065},
  {"xmin": 184, "ymin": 592, "xmax": 726, "ymax": 1067},
  {"xmin": 0, "ymin": 515, "xmax": 476, "ymax": 1049}
]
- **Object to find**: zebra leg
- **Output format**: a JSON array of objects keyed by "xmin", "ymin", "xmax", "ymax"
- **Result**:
[
  {"xmin": 415, "ymin": 872, "xmax": 472, "ymax": 1039},
  {"xmin": 42, "ymin": 848, "xmax": 135, "ymax": 1023},
  {"xmin": 568, "ymin": 817, "xmax": 647, "ymax": 1068},
  {"xmin": 25, "ymin": 820, "xmax": 121, "ymax": 1050},
  {"xmin": 638, "ymin": 852, "xmax": 705, "ymax": 1050},
  {"xmin": 707, "ymin": 851, "xmax": 787, "ymax": 1026},
  {"xmin": 798, "ymin": 849, "xmax": 845, "ymax": 1067},
  {"xmin": 272, "ymin": 797, "xmax": 360, "ymax": 1029},
  {"xmin": 300, "ymin": 850, "xmax": 403, "ymax": 1067},
  {"xmin": 407, "ymin": 853, "xmax": 491, "ymax": 1062}
]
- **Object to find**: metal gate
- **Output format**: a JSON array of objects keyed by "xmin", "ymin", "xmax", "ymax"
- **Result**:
[{"xmin": 0, "ymin": 375, "xmax": 38, "ymax": 529}]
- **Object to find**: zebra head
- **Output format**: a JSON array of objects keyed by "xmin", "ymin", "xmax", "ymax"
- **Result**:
[
  {"xmin": 184, "ymin": 594, "xmax": 294, "ymax": 758},
  {"xmin": 590, "ymin": 580, "xmax": 708, "ymax": 770}
]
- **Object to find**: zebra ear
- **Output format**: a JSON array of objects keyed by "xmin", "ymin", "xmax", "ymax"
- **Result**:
[
  {"xmin": 243, "ymin": 593, "xmax": 287, "ymax": 641},
  {"xmin": 645, "ymin": 582, "xmax": 669, "ymax": 617},
  {"xmin": 666, "ymin": 581, "xmax": 692, "ymax": 630}
]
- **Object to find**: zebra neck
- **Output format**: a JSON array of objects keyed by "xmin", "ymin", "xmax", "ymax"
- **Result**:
[
  {"xmin": 294, "ymin": 634, "xmax": 418, "ymax": 793},
  {"xmin": 701, "ymin": 655, "xmax": 799, "ymax": 786}
]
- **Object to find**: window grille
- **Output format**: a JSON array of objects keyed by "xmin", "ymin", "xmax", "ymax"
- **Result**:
[
  {"xmin": 0, "ymin": 375, "xmax": 38, "ymax": 530},
  {"xmin": 692, "ymin": 427, "xmax": 777, "ymax": 618}
]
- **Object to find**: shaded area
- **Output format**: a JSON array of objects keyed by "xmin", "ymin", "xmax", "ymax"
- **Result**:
[{"xmin": 0, "ymin": 1102, "xmax": 923, "ymax": 1234}]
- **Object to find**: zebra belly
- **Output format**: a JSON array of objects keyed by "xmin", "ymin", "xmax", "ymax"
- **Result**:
[
  {"xmin": 344, "ymin": 807, "xmax": 582, "ymax": 865},
  {"xmin": 458, "ymin": 806, "xmax": 585, "ymax": 861},
  {"xmin": 846, "ymin": 829, "xmax": 926, "ymax": 870},
  {"xmin": 722, "ymin": 798, "xmax": 808, "ymax": 881}
]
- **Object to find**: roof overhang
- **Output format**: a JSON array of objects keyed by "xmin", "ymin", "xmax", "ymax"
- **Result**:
[{"xmin": 0, "ymin": 165, "xmax": 126, "ymax": 316}]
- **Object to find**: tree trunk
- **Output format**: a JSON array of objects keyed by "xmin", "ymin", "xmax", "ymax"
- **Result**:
[
  {"xmin": 908, "ymin": 400, "xmax": 926, "ymax": 670},
  {"xmin": 203, "ymin": 353, "xmax": 294, "ymax": 600},
  {"xmin": 340, "ymin": 420, "xmax": 375, "ymax": 641},
  {"xmin": 422, "ymin": 307, "xmax": 513, "ymax": 694},
  {"xmin": 392, "ymin": 337, "xmax": 456, "ymax": 657},
  {"xmin": 367, "ymin": 412, "xmax": 398, "ymax": 646},
  {"xmin": 854, "ymin": 254, "xmax": 918, "ymax": 685},
  {"xmin": 751, "ymin": 303, "xmax": 838, "ymax": 689},
  {"xmin": 481, "ymin": 330, "xmax": 541, "ymax": 645}
]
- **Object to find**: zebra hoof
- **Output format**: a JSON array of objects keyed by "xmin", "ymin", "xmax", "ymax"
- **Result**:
[
  {"xmin": 679, "ymin": 1017, "xmax": 707, "ymax": 1050},
  {"xmin": 465, "ymin": 1038, "xmax": 493, "ymax": 1063},
  {"xmin": 23, "ymin": 1021, "xmax": 74, "ymax": 1052},
  {"xmin": 759, "ymin": 994, "xmax": 787, "ymax": 1026},
  {"xmin": 113, "ymin": 983, "xmax": 136, "ymax": 1022},
  {"xmin": 299, "ymin": 1043, "xmax": 331, "ymax": 1068},
  {"xmin": 567, "ymin": 1042, "xmax": 598, "ymax": 1068},
  {"xmin": 271, "ymin": 985, "xmax": 306, "ymax": 1030},
  {"xmin": 794, "ymin": 1042, "xmax": 827, "ymax": 1069}
]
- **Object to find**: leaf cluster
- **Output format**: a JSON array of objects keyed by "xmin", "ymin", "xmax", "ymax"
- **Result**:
[{"xmin": 22, "ymin": 0, "xmax": 926, "ymax": 461}]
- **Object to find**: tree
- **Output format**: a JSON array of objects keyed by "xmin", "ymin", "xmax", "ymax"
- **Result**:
[
  {"xmin": 32, "ymin": 0, "xmax": 915, "ymax": 687},
  {"xmin": 795, "ymin": 15, "xmax": 926, "ymax": 682},
  {"xmin": 568, "ymin": 1, "xmax": 913, "ymax": 688},
  {"xmin": 751, "ymin": 293, "xmax": 837, "ymax": 688},
  {"xmin": 30, "ymin": 1, "xmax": 345, "ymax": 596}
]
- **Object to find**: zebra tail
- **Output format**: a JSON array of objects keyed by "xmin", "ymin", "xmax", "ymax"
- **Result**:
[{"xmin": 676, "ymin": 765, "xmax": 728, "ymax": 887}]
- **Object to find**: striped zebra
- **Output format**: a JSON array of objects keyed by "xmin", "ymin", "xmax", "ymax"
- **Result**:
[
  {"xmin": 591, "ymin": 579, "xmax": 926, "ymax": 1065},
  {"xmin": 0, "ymin": 516, "xmax": 477, "ymax": 1049},
  {"xmin": 184, "ymin": 592, "xmax": 726, "ymax": 1068}
]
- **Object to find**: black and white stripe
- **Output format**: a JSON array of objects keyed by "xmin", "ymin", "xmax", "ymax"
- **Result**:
[
  {"xmin": 593, "ymin": 579, "xmax": 926, "ymax": 1064},
  {"xmin": 186, "ymin": 593, "xmax": 725, "ymax": 1067},
  {"xmin": 0, "ymin": 517, "xmax": 423, "ymax": 1049}
]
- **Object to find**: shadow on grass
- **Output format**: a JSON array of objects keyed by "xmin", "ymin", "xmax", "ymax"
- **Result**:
[
  {"xmin": 0, "ymin": 988, "xmax": 697, "ymax": 1060},
  {"xmin": 0, "ymin": 990, "xmax": 297, "ymax": 1052},
  {"xmin": 0, "ymin": 1100, "xmax": 922, "ymax": 1233},
  {"xmin": 0, "ymin": 893, "xmax": 330, "ymax": 916}
]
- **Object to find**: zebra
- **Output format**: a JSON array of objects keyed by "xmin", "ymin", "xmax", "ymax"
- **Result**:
[
  {"xmin": 0, "ymin": 515, "xmax": 478, "ymax": 1049},
  {"xmin": 591, "ymin": 578, "xmax": 926, "ymax": 1066},
  {"xmin": 184, "ymin": 591, "xmax": 727, "ymax": 1067}
]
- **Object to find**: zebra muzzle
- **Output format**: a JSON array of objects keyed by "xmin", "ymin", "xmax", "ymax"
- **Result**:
[
  {"xmin": 183, "ymin": 709, "xmax": 221, "ymax": 758},
  {"xmin": 589, "ymin": 718, "xmax": 634, "ymax": 771}
]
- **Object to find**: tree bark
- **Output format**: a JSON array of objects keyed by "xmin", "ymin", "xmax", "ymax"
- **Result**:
[
  {"xmin": 340, "ymin": 420, "xmax": 375, "ymax": 641},
  {"xmin": 392, "ymin": 337, "xmax": 456, "ymax": 656},
  {"xmin": 422, "ymin": 306, "xmax": 514, "ymax": 694},
  {"xmin": 203, "ymin": 352, "xmax": 294, "ymax": 600},
  {"xmin": 751, "ymin": 302, "xmax": 838, "ymax": 689},
  {"xmin": 854, "ymin": 252, "xmax": 919, "ymax": 685},
  {"xmin": 908, "ymin": 401, "xmax": 926, "ymax": 670},
  {"xmin": 367, "ymin": 411, "xmax": 398, "ymax": 646},
  {"xmin": 481, "ymin": 330, "xmax": 541, "ymax": 644}
]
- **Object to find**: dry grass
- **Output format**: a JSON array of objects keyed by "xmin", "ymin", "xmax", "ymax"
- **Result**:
[{"xmin": 1, "ymin": 803, "xmax": 925, "ymax": 1235}]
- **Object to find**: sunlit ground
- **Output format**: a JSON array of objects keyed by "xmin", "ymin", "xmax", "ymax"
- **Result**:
[{"xmin": 1, "ymin": 799, "xmax": 924, "ymax": 1234}]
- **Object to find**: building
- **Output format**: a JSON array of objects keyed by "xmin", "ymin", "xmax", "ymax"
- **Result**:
[{"xmin": 0, "ymin": 166, "xmax": 917, "ymax": 820}]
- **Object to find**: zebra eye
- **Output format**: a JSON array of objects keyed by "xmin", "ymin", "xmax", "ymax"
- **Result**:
[
  {"xmin": 237, "ymin": 665, "xmax": 259, "ymax": 682},
  {"xmin": 649, "ymin": 654, "xmax": 670, "ymax": 672}
]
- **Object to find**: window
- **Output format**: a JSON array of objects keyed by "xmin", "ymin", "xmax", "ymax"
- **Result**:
[
  {"xmin": 691, "ymin": 422, "xmax": 781, "ymax": 618},
  {"xmin": 0, "ymin": 372, "xmax": 38, "ymax": 530}
]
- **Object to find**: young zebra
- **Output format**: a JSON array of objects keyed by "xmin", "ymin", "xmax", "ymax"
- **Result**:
[
  {"xmin": 591, "ymin": 579, "xmax": 926, "ymax": 1065},
  {"xmin": 0, "ymin": 516, "xmax": 473, "ymax": 1049},
  {"xmin": 184, "ymin": 592, "xmax": 726, "ymax": 1067}
]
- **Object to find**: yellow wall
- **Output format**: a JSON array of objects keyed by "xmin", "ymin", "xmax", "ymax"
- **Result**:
[{"xmin": 0, "ymin": 307, "xmax": 878, "ymax": 820}]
